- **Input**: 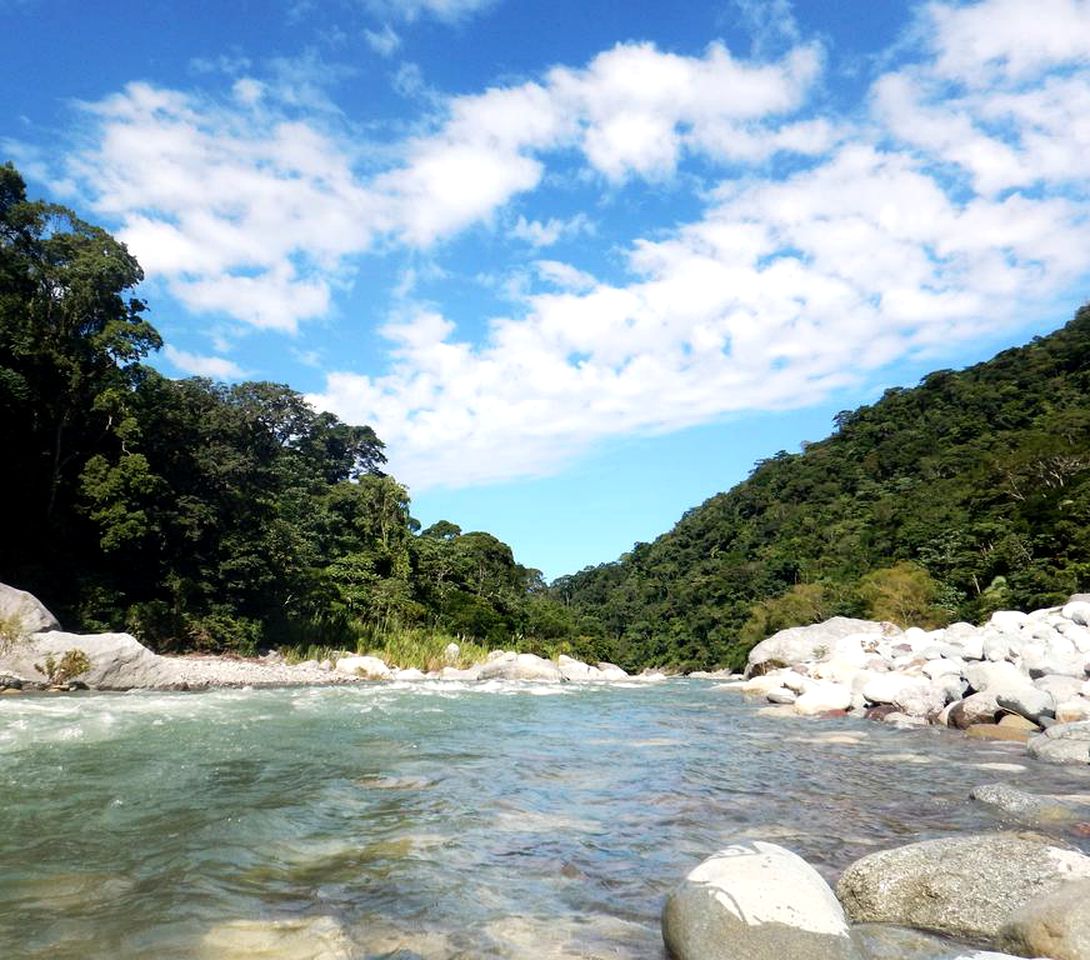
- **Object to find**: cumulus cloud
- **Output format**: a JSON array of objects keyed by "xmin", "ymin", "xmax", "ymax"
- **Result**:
[
  {"xmin": 45, "ymin": 0, "xmax": 1090, "ymax": 490},
  {"xmin": 306, "ymin": 0, "xmax": 1090, "ymax": 489},
  {"xmin": 163, "ymin": 345, "xmax": 247, "ymax": 379}
]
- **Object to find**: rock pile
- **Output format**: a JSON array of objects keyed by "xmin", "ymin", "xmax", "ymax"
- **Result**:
[{"xmin": 732, "ymin": 595, "xmax": 1090, "ymax": 765}]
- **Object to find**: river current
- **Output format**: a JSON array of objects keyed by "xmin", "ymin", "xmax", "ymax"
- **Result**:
[{"xmin": 3, "ymin": 679, "xmax": 1090, "ymax": 959}]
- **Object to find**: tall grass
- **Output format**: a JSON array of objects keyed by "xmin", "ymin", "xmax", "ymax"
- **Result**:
[{"xmin": 364, "ymin": 627, "xmax": 489, "ymax": 671}]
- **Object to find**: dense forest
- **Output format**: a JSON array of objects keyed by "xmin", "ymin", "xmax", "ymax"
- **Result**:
[
  {"xmin": 0, "ymin": 163, "xmax": 580, "ymax": 661},
  {"xmin": 554, "ymin": 305, "xmax": 1090, "ymax": 669},
  {"xmin": 3, "ymin": 160, "xmax": 1088, "ymax": 671}
]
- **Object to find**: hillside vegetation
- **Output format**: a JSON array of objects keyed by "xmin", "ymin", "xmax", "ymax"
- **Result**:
[
  {"xmin": 0, "ymin": 163, "xmax": 576, "ymax": 660},
  {"xmin": 553, "ymin": 305, "xmax": 1090, "ymax": 670}
]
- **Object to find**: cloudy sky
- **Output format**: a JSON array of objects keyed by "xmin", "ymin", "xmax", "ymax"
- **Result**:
[{"xmin": 3, "ymin": 0, "xmax": 1089, "ymax": 578}]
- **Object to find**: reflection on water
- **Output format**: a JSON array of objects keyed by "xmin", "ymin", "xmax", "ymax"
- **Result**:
[{"xmin": 2, "ymin": 680, "xmax": 1090, "ymax": 959}]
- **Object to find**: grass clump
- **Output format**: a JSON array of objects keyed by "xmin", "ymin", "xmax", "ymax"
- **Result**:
[
  {"xmin": 35, "ymin": 649, "xmax": 92, "ymax": 686},
  {"xmin": 364, "ymin": 627, "xmax": 489, "ymax": 672},
  {"xmin": 0, "ymin": 611, "xmax": 27, "ymax": 653}
]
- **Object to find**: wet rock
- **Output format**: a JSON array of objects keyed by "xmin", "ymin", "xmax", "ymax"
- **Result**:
[
  {"xmin": 663, "ymin": 841, "xmax": 860, "ymax": 960},
  {"xmin": 850, "ymin": 923, "xmax": 1016, "ymax": 960},
  {"xmin": 970, "ymin": 784, "xmax": 1079, "ymax": 827},
  {"xmin": 0, "ymin": 583, "xmax": 60, "ymax": 635},
  {"xmin": 199, "ymin": 915, "xmax": 353, "ymax": 959},
  {"xmin": 1001, "ymin": 878, "xmax": 1090, "ymax": 960},
  {"xmin": 1027, "ymin": 722, "xmax": 1090, "ymax": 765},
  {"xmin": 965, "ymin": 724, "xmax": 1033, "ymax": 743},
  {"xmin": 836, "ymin": 832, "xmax": 1090, "ymax": 942},
  {"xmin": 334, "ymin": 655, "xmax": 392, "ymax": 680}
]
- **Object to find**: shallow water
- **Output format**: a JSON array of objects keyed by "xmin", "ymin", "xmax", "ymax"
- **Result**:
[{"xmin": 2, "ymin": 679, "xmax": 1089, "ymax": 959}]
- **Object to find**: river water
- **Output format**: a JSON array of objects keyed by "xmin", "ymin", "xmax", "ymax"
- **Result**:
[{"xmin": 2, "ymin": 678, "xmax": 1090, "ymax": 959}]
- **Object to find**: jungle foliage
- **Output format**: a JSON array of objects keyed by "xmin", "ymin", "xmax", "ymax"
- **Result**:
[
  {"xmin": 0, "ymin": 163, "xmax": 580, "ymax": 657},
  {"xmin": 553, "ymin": 304, "xmax": 1090, "ymax": 671}
]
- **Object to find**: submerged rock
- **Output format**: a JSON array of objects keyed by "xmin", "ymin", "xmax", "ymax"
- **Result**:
[
  {"xmin": 836, "ymin": 832, "xmax": 1090, "ymax": 942},
  {"xmin": 969, "ymin": 784, "xmax": 1079, "ymax": 827},
  {"xmin": 663, "ymin": 841, "xmax": 860, "ymax": 960}
]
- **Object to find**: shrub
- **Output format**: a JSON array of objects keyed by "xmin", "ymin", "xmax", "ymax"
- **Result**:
[{"xmin": 35, "ymin": 648, "xmax": 92, "ymax": 685}]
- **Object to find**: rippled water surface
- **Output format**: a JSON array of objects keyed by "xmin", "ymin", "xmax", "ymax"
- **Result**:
[{"xmin": 3, "ymin": 679, "xmax": 1090, "ymax": 959}]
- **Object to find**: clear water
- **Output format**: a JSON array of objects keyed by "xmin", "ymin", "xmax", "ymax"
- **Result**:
[{"xmin": 2, "ymin": 679, "xmax": 1090, "ymax": 959}]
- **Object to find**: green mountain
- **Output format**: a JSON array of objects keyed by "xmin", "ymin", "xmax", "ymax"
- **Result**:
[{"xmin": 553, "ymin": 305, "xmax": 1090, "ymax": 671}]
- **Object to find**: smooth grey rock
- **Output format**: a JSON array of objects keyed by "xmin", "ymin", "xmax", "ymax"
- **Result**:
[
  {"xmin": 557, "ymin": 655, "xmax": 597, "ymax": 682},
  {"xmin": 995, "ymin": 686, "xmax": 1055, "ymax": 724},
  {"xmin": 766, "ymin": 687, "xmax": 798, "ymax": 705},
  {"xmin": 747, "ymin": 618, "xmax": 894, "ymax": 674},
  {"xmin": 479, "ymin": 652, "xmax": 561, "ymax": 682},
  {"xmin": 663, "ymin": 841, "xmax": 860, "ymax": 960},
  {"xmin": 861, "ymin": 674, "xmax": 946, "ymax": 717},
  {"xmin": 969, "ymin": 784, "xmax": 1079, "ymax": 827},
  {"xmin": 334, "ymin": 655, "xmax": 392, "ymax": 679},
  {"xmin": 850, "ymin": 924, "xmax": 1034, "ymax": 960},
  {"xmin": 1, "ymin": 630, "xmax": 174, "ymax": 689},
  {"xmin": 1001, "ymin": 877, "xmax": 1090, "ymax": 960},
  {"xmin": 596, "ymin": 661, "xmax": 629, "ymax": 680},
  {"xmin": 836, "ymin": 832, "xmax": 1090, "ymax": 942},
  {"xmin": 1027, "ymin": 722, "xmax": 1090, "ymax": 765},
  {"xmin": 964, "ymin": 661, "xmax": 1024, "ymax": 693},
  {"xmin": 0, "ymin": 583, "xmax": 60, "ymax": 636}
]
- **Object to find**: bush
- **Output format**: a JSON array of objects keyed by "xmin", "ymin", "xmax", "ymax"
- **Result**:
[{"xmin": 35, "ymin": 648, "xmax": 91, "ymax": 685}]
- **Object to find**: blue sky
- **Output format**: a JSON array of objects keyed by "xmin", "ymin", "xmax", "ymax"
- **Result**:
[{"xmin": 3, "ymin": 0, "xmax": 1090, "ymax": 579}]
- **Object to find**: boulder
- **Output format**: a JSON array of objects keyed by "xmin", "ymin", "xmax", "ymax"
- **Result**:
[
  {"xmin": 1001, "ymin": 877, "xmax": 1090, "ymax": 960},
  {"xmin": 990, "ymin": 611, "xmax": 1029, "ymax": 632},
  {"xmin": 442, "ymin": 642, "xmax": 460, "ymax": 665},
  {"xmin": 995, "ymin": 686, "xmax": 1055, "ymax": 724},
  {"xmin": 1062, "ymin": 601, "xmax": 1090, "ymax": 627},
  {"xmin": 479, "ymin": 653, "xmax": 561, "ymax": 682},
  {"xmin": 836, "ymin": 832, "xmax": 1090, "ymax": 942},
  {"xmin": 1027, "ymin": 722, "xmax": 1090, "ymax": 765},
  {"xmin": 596, "ymin": 661, "xmax": 629, "ymax": 680},
  {"xmin": 1035, "ymin": 674, "xmax": 1085, "ymax": 702},
  {"xmin": 1, "ymin": 630, "xmax": 175, "ymax": 689},
  {"xmin": 965, "ymin": 724, "xmax": 1032, "ymax": 743},
  {"xmin": 557, "ymin": 655, "xmax": 597, "ymax": 682},
  {"xmin": 0, "ymin": 583, "xmax": 60, "ymax": 636},
  {"xmin": 438, "ymin": 665, "xmax": 481, "ymax": 680},
  {"xmin": 767, "ymin": 687, "xmax": 798, "ymax": 705},
  {"xmin": 946, "ymin": 692, "xmax": 1001, "ymax": 729},
  {"xmin": 334, "ymin": 655, "xmax": 392, "ymax": 680},
  {"xmin": 969, "ymin": 784, "xmax": 1080, "ymax": 828},
  {"xmin": 747, "ymin": 618, "xmax": 893, "ymax": 674},
  {"xmin": 1056, "ymin": 699, "xmax": 1090, "ymax": 724},
  {"xmin": 794, "ymin": 683, "xmax": 852, "ymax": 716},
  {"xmin": 922, "ymin": 657, "xmax": 965, "ymax": 680},
  {"xmin": 849, "ymin": 924, "xmax": 1033, "ymax": 960},
  {"xmin": 862, "ymin": 674, "xmax": 946, "ymax": 717},
  {"xmin": 964, "ymin": 661, "xmax": 1025, "ymax": 694},
  {"xmin": 662, "ymin": 841, "xmax": 860, "ymax": 960},
  {"xmin": 392, "ymin": 667, "xmax": 426, "ymax": 681}
]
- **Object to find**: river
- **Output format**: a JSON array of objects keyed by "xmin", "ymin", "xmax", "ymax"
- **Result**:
[{"xmin": 2, "ymin": 679, "xmax": 1089, "ymax": 958}]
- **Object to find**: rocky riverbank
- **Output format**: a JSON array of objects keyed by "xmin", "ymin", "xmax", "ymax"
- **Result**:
[
  {"xmin": 0, "ymin": 583, "xmax": 649, "ymax": 692},
  {"xmin": 711, "ymin": 595, "xmax": 1090, "ymax": 768},
  {"xmin": 663, "ymin": 822, "xmax": 1090, "ymax": 960}
]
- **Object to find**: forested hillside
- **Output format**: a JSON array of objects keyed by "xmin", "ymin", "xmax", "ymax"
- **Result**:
[
  {"xmin": 554, "ymin": 306, "xmax": 1090, "ymax": 670},
  {"xmin": 0, "ymin": 163, "xmax": 577, "ymax": 658}
]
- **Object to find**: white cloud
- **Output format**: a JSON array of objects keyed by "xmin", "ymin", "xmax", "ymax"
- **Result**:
[
  {"xmin": 364, "ymin": 24, "xmax": 401, "ymax": 57},
  {"xmin": 163, "ymin": 345, "xmax": 247, "ymax": 379},
  {"xmin": 306, "ymin": 1, "xmax": 1090, "ymax": 490},
  {"xmin": 363, "ymin": 0, "xmax": 498, "ymax": 23},
  {"xmin": 511, "ymin": 213, "xmax": 593, "ymax": 247}
]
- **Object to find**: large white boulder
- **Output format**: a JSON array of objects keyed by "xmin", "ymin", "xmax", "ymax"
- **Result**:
[
  {"xmin": 794, "ymin": 683, "xmax": 853, "ymax": 716},
  {"xmin": 2, "ymin": 630, "xmax": 175, "ymax": 689},
  {"xmin": 0, "ymin": 583, "xmax": 60, "ymax": 636},
  {"xmin": 479, "ymin": 652, "xmax": 561, "ymax": 682},
  {"xmin": 662, "ymin": 842, "xmax": 860, "ymax": 960},
  {"xmin": 334, "ymin": 655, "xmax": 392, "ymax": 679},
  {"xmin": 1062, "ymin": 600, "xmax": 1090, "ymax": 627},
  {"xmin": 747, "ymin": 618, "xmax": 894, "ymax": 673}
]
